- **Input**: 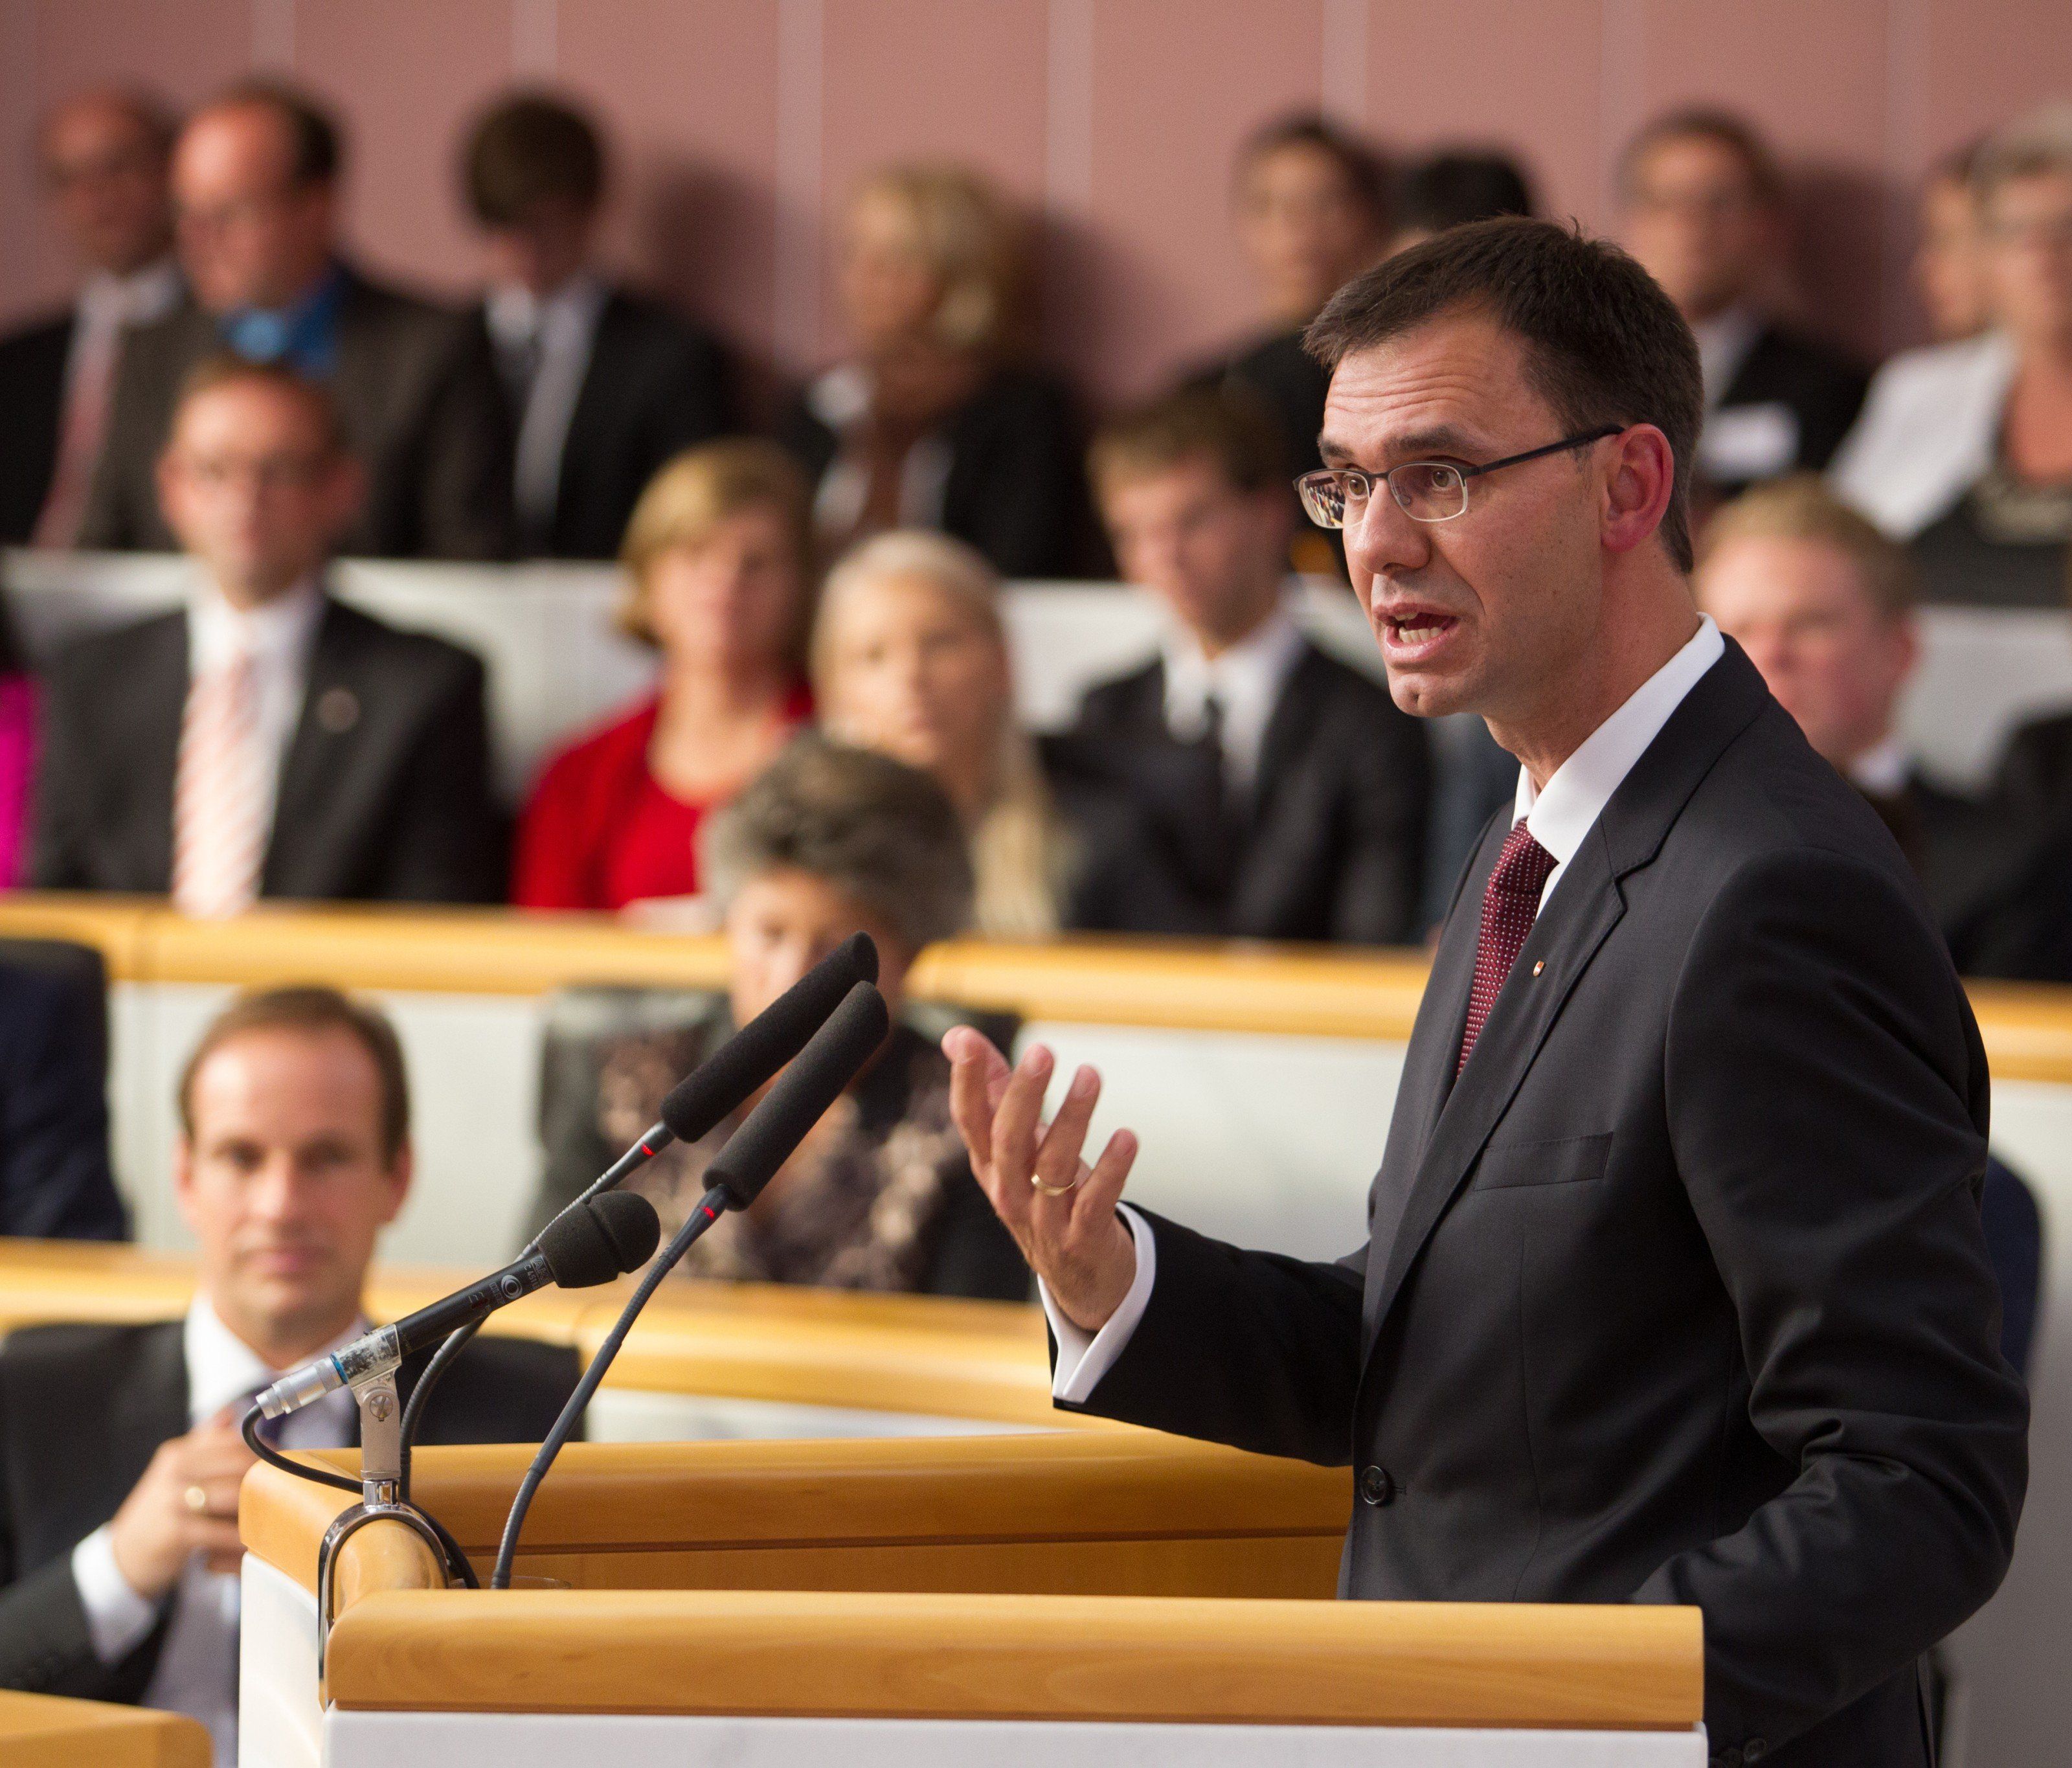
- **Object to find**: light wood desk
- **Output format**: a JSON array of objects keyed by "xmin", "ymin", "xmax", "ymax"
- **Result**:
[{"xmin": 0, "ymin": 1689, "xmax": 210, "ymax": 1767}]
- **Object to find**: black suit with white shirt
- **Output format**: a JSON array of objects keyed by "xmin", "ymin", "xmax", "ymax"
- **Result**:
[
  {"xmin": 28, "ymin": 591, "xmax": 507, "ymax": 903},
  {"xmin": 1053, "ymin": 631, "xmax": 2026, "ymax": 1767}
]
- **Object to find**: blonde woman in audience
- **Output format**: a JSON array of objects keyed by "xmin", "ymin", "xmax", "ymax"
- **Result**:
[
  {"xmin": 811, "ymin": 529, "xmax": 1072, "ymax": 938},
  {"xmin": 778, "ymin": 164, "xmax": 1092, "ymax": 579},
  {"xmin": 513, "ymin": 440, "xmax": 815, "ymax": 910}
]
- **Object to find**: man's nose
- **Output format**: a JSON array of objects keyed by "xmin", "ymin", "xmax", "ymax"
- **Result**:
[{"xmin": 1343, "ymin": 491, "xmax": 1432, "ymax": 580}]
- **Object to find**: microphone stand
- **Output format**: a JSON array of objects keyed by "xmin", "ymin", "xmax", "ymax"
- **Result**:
[{"xmin": 313, "ymin": 1368, "xmax": 470, "ymax": 1688}]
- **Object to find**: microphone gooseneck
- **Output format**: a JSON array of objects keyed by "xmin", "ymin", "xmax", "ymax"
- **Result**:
[{"xmin": 490, "ymin": 981, "xmax": 891, "ymax": 1589}]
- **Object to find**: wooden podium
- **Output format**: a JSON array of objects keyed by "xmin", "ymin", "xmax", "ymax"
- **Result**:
[{"xmin": 240, "ymin": 1432, "xmax": 1707, "ymax": 1767}]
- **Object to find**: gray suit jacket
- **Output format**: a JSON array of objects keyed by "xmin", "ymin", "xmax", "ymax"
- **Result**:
[
  {"xmin": 1068, "ymin": 642, "xmax": 2027, "ymax": 1768},
  {"xmin": 80, "ymin": 265, "xmax": 513, "ymax": 560}
]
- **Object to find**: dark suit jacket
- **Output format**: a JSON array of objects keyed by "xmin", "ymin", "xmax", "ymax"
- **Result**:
[
  {"xmin": 1068, "ymin": 642, "xmax": 2027, "ymax": 1767},
  {"xmin": 482, "ymin": 286, "xmax": 736, "ymax": 560},
  {"xmin": 0, "ymin": 1319, "xmax": 578, "ymax": 1699},
  {"xmin": 1705, "ymin": 323, "xmax": 1869, "ymax": 495},
  {"xmin": 0, "ymin": 946, "xmax": 125, "ymax": 1241},
  {"xmin": 80, "ymin": 267, "xmax": 514, "ymax": 560},
  {"xmin": 1046, "ymin": 640, "xmax": 1430, "ymax": 944},
  {"xmin": 30, "ymin": 595, "xmax": 507, "ymax": 903},
  {"xmin": 779, "ymin": 364, "xmax": 1098, "ymax": 579},
  {"xmin": 0, "ymin": 312, "xmax": 71, "ymax": 545}
]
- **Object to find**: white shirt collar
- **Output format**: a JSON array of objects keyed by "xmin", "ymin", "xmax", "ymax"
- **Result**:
[
  {"xmin": 182, "ymin": 1293, "xmax": 368, "ymax": 1426},
  {"xmin": 186, "ymin": 573, "xmax": 326, "ymax": 677},
  {"xmin": 1514, "ymin": 615, "xmax": 1726, "ymax": 879},
  {"xmin": 1690, "ymin": 306, "xmax": 1763, "ymax": 409},
  {"xmin": 1158, "ymin": 596, "xmax": 1307, "ymax": 791},
  {"xmin": 484, "ymin": 272, "xmax": 607, "ymax": 350},
  {"xmin": 1846, "ymin": 732, "xmax": 1912, "ymax": 798},
  {"xmin": 78, "ymin": 256, "xmax": 181, "ymax": 330}
]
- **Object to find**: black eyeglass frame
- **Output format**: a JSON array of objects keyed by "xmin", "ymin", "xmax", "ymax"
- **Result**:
[{"xmin": 1295, "ymin": 424, "xmax": 1625, "ymax": 527}]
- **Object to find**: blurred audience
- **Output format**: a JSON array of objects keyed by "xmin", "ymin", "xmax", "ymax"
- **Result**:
[
  {"xmin": 530, "ymin": 736, "xmax": 1027, "ymax": 1298},
  {"xmin": 1388, "ymin": 150, "xmax": 1535, "ymax": 250},
  {"xmin": 1916, "ymin": 141, "xmax": 1994, "ymax": 345},
  {"xmin": 813, "ymin": 530, "xmax": 1072, "ymax": 937},
  {"xmin": 779, "ymin": 163, "xmax": 1091, "ymax": 579},
  {"xmin": 462, "ymin": 91, "xmax": 736, "ymax": 560},
  {"xmin": 0, "ymin": 89, "xmax": 179, "ymax": 547},
  {"xmin": 0, "ymin": 940, "xmax": 126, "ymax": 1240},
  {"xmin": 1620, "ymin": 109, "xmax": 1867, "ymax": 500},
  {"xmin": 514, "ymin": 440, "xmax": 814, "ymax": 911},
  {"xmin": 1187, "ymin": 115, "xmax": 1388, "ymax": 501},
  {"xmin": 0, "ymin": 987, "xmax": 580, "ymax": 1757},
  {"xmin": 82, "ymin": 81, "xmax": 512, "ymax": 560},
  {"xmin": 1048, "ymin": 389, "xmax": 1428, "ymax": 943},
  {"xmin": 33, "ymin": 360, "xmax": 506, "ymax": 906},
  {"xmin": 1695, "ymin": 477, "xmax": 2018, "ymax": 967},
  {"xmin": 1838, "ymin": 104, "xmax": 2072, "ymax": 607},
  {"xmin": 0, "ymin": 595, "xmax": 38, "ymax": 889}
]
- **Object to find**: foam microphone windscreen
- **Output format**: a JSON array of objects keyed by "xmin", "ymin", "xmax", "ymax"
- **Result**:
[
  {"xmin": 657, "ymin": 932, "xmax": 879, "ymax": 1145},
  {"xmin": 539, "ymin": 1190, "xmax": 661, "ymax": 1287},
  {"xmin": 706, "ymin": 982, "xmax": 890, "ymax": 1210}
]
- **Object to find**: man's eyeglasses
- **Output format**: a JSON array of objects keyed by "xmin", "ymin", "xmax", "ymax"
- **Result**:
[{"xmin": 1295, "ymin": 425, "xmax": 1624, "ymax": 528}]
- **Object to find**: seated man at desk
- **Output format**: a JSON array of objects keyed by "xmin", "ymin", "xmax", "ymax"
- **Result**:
[{"xmin": 0, "ymin": 986, "xmax": 578, "ymax": 1763}]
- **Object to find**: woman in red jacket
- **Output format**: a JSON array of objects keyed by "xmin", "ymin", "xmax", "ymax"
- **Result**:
[{"xmin": 514, "ymin": 441, "xmax": 815, "ymax": 911}]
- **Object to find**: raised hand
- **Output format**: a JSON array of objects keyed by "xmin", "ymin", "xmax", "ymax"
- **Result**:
[
  {"xmin": 943, "ymin": 1026, "xmax": 1140, "ymax": 1332},
  {"xmin": 107, "ymin": 1407, "xmax": 258, "ymax": 1596}
]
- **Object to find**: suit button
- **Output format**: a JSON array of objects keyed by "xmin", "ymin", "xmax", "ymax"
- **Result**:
[{"xmin": 1358, "ymin": 1464, "xmax": 1395, "ymax": 1506}]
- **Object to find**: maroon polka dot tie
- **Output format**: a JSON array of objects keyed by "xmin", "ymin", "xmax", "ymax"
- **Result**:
[{"xmin": 1456, "ymin": 821, "xmax": 1559, "ymax": 1074}]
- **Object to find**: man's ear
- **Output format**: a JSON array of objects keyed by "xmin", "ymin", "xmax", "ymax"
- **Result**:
[
  {"xmin": 173, "ymin": 1135, "xmax": 199, "ymax": 1233},
  {"xmin": 1601, "ymin": 425, "xmax": 1676, "ymax": 556},
  {"xmin": 379, "ymin": 1140, "xmax": 414, "ymax": 1229},
  {"xmin": 321, "ymin": 453, "xmax": 368, "ymax": 539}
]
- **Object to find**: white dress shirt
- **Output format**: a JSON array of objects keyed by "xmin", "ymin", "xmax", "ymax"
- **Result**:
[
  {"xmin": 804, "ymin": 363, "xmax": 955, "ymax": 536},
  {"xmin": 1845, "ymin": 734, "xmax": 1912, "ymax": 800},
  {"xmin": 485, "ymin": 274, "xmax": 608, "ymax": 541},
  {"xmin": 69, "ymin": 1297, "xmax": 363, "ymax": 1766},
  {"xmin": 1158, "ymin": 598, "xmax": 1306, "ymax": 798},
  {"xmin": 1828, "ymin": 331, "xmax": 2017, "ymax": 540},
  {"xmin": 1691, "ymin": 306, "xmax": 1762, "ymax": 411},
  {"xmin": 184, "ymin": 574, "xmax": 326, "ymax": 846},
  {"xmin": 1045, "ymin": 615, "xmax": 1727, "ymax": 1401}
]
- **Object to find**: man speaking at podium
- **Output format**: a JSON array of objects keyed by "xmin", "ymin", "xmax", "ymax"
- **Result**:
[{"xmin": 945, "ymin": 219, "xmax": 2027, "ymax": 1768}]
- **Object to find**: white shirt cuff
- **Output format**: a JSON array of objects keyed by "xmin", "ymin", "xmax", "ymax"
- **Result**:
[
  {"xmin": 1041, "ymin": 1203, "xmax": 1156, "ymax": 1405},
  {"xmin": 70, "ymin": 1524, "xmax": 163, "ymax": 1664}
]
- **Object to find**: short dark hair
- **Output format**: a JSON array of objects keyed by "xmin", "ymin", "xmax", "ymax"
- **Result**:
[
  {"xmin": 464, "ymin": 91, "xmax": 605, "ymax": 225},
  {"xmin": 1089, "ymin": 385, "xmax": 1289, "ymax": 500},
  {"xmin": 179, "ymin": 986, "xmax": 411, "ymax": 1164},
  {"xmin": 1619, "ymin": 108, "xmax": 1783, "ymax": 207},
  {"xmin": 700, "ymin": 736, "xmax": 975, "ymax": 951},
  {"xmin": 1238, "ymin": 113, "xmax": 1388, "ymax": 221},
  {"xmin": 1395, "ymin": 152, "xmax": 1536, "ymax": 236},
  {"xmin": 174, "ymin": 354, "xmax": 348, "ymax": 455},
  {"xmin": 215, "ymin": 79, "xmax": 341, "ymax": 187},
  {"xmin": 1305, "ymin": 217, "xmax": 1704, "ymax": 572}
]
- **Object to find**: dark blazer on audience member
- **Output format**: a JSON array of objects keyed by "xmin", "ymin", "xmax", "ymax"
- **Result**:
[
  {"xmin": 30, "ymin": 596, "xmax": 506, "ymax": 903},
  {"xmin": 0, "ymin": 314, "xmax": 71, "ymax": 545},
  {"xmin": 1047, "ymin": 640, "xmax": 1430, "ymax": 945},
  {"xmin": 482, "ymin": 286, "xmax": 736, "ymax": 560},
  {"xmin": 1704, "ymin": 323, "xmax": 1869, "ymax": 496},
  {"xmin": 80, "ymin": 268, "xmax": 515, "ymax": 560},
  {"xmin": 0, "ymin": 1322, "xmax": 578, "ymax": 1699},
  {"xmin": 0, "ymin": 950, "xmax": 126, "ymax": 1241},
  {"xmin": 778, "ymin": 365, "xmax": 1097, "ymax": 580},
  {"xmin": 1066, "ymin": 642, "xmax": 2026, "ymax": 1767}
]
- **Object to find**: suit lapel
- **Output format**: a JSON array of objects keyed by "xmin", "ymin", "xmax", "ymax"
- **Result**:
[
  {"xmin": 556, "ymin": 290, "xmax": 625, "ymax": 516},
  {"xmin": 265, "ymin": 597, "xmax": 357, "ymax": 892},
  {"xmin": 1359, "ymin": 642, "xmax": 1775, "ymax": 1349},
  {"xmin": 126, "ymin": 617, "xmax": 188, "ymax": 891}
]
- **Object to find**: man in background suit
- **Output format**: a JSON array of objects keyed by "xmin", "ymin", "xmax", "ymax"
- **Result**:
[
  {"xmin": 82, "ymin": 81, "xmax": 512, "ymax": 560},
  {"xmin": 0, "ymin": 89, "xmax": 181, "ymax": 547},
  {"xmin": 0, "ymin": 943, "xmax": 127, "ymax": 1241},
  {"xmin": 0, "ymin": 986, "xmax": 580, "ymax": 1763},
  {"xmin": 1621, "ymin": 110, "xmax": 1867, "ymax": 503},
  {"xmin": 34, "ymin": 359, "xmax": 506, "ymax": 905},
  {"xmin": 462, "ymin": 91, "xmax": 736, "ymax": 560},
  {"xmin": 1050, "ymin": 388, "xmax": 1429, "ymax": 944},
  {"xmin": 945, "ymin": 220, "xmax": 2025, "ymax": 1767}
]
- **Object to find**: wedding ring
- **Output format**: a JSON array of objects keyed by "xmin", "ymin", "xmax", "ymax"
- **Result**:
[
  {"xmin": 1030, "ymin": 1172, "xmax": 1082, "ymax": 1196},
  {"xmin": 183, "ymin": 1484, "xmax": 210, "ymax": 1515}
]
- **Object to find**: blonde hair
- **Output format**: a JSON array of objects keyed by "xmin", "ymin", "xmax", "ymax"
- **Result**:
[
  {"xmin": 813, "ymin": 530, "xmax": 1068, "ymax": 938},
  {"xmin": 617, "ymin": 440, "xmax": 815, "ymax": 661},
  {"xmin": 1699, "ymin": 475, "xmax": 1919, "ymax": 622},
  {"xmin": 850, "ymin": 163, "xmax": 1033, "ymax": 359}
]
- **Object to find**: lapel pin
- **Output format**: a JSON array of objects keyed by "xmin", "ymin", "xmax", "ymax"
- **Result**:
[
  {"xmin": 1531, "ymin": 960, "xmax": 1544, "ymax": 976},
  {"xmin": 315, "ymin": 686, "xmax": 360, "ymax": 733}
]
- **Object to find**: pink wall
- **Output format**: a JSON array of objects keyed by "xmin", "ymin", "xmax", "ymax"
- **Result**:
[{"xmin": 1, "ymin": 0, "xmax": 2068, "ymax": 410}]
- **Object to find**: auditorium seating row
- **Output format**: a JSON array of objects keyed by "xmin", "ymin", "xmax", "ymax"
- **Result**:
[{"xmin": 10, "ymin": 549, "xmax": 2072, "ymax": 793}]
